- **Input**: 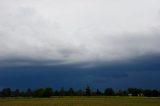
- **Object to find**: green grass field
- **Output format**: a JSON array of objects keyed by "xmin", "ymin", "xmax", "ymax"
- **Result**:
[{"xmin": 0, "ymin": 96, "xmax": 160, "ymax": 106}]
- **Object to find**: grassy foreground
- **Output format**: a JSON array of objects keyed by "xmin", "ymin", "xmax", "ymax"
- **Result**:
[{"xmin": 0, "ymin": 96, "xmax": 160, "ymax": 106}]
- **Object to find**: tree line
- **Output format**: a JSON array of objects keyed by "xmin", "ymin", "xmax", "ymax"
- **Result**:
[{"xmin": 0, "ymin": 87, "xmax": 159, "ymax": 97}]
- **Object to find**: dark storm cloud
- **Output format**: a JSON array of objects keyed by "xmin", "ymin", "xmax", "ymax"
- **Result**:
[
  {"xmin": 0, "ymin": 0, "xmax": 160, "ymax": 90},
  {"xmin": 0, "ymin": 54, "xmax": 160, "ymax": 90}
]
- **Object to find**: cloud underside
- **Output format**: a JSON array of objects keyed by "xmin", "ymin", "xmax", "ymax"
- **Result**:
[
  {"xmin": 0, "ymin": 0, "xmax": 160, "ymax": 66},
  {"xmin": 1, "ymin": 54, "xmax": 160, "ymax": 89}
]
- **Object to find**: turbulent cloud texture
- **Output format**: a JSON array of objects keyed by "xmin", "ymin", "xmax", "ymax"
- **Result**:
[
  {"xmin": 1, "ymin": 54, "xmax": 160, "ymax": 89},
  {"xmin": 0, "ymin": 0, "xmax": 160, "ymax": 89},
  {"xmin": 0, "ymin": 0, "xmax": 160, "ymax": 65}
]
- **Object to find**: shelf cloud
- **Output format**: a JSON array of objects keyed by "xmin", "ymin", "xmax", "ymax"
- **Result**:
[
  {"xmin": 0, "ymin": 0, "xmax": 160, "ymax": 89},
  {"xmin": 0, "ymin": 0, "xmax": 160, "ymax": 66}
]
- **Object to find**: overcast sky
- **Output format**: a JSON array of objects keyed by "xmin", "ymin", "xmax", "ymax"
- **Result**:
[
  {"xmin": 0, "ymin": 0, "xmax": 160, "ymax": 89},
  {"xmin": 1, "ymin": 0, "xmax": 160, "ymax": 65}
]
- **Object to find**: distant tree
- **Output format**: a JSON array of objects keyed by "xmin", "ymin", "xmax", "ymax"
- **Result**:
[
  {"xmin": 25, "ymin": 88, "xmax": 33, "ymax": 97},
  {"xmin": 104, "ymin": 88, "xmax": 115, "ymax": 96},
  {"xmin": 13, "ymin": 89, "xmax": 20, "ymax": 97},
  {"xmin": 20, "ymin": 91, "xmax": 25, "ymax": 97},
  {"xmin": 85, "ymin": 86, "xmax": 91, "ymax": 96},
  {"xmin": 1, "ymin": 88, "xmax": 11, "ymax": 97},
  {"xmin": 152, "ymin": 89, "xmax": 159, "ymax": 97},
  {"xmin": 0, "ymin": 87, "xmax": 160, "ymax": 97},
  {"xmin": 43, "ymin": 88, "xmax": 53, "ymax": 97},
  {"xmin": 67, "ymin": 88, "xmax": 74, "ymax": 96},
  {"xmin": 96, "ymin": 89, "xmax": 101, "ymax": 96},
  {"xmin": 54, "ymin": 90, "xmax": 59, "ymax": 96},
  {"xmin": 144, "ymin": 89, "xmax": 152, "ymax": 97},
  {"xmin": 116, "ymin": 89, "xmax": 127, "ymax": 96},
  {"xmin": 0, "ymin": 91, "xmax": 1, "ymax": 97},
  {"xmin": 59, "ymin": 87, "xmax": 65, "ymax": 96},
  {"xmin": 77, "ymin": 90, "xmax": 84, "ymax": 96},
  {"xmin": 33, "ymin": 88, "xmax": 53, "ymax": 97},
  {"xmin": 33, "ymin": 88, "xmax": 45, "ymax": 97}
]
